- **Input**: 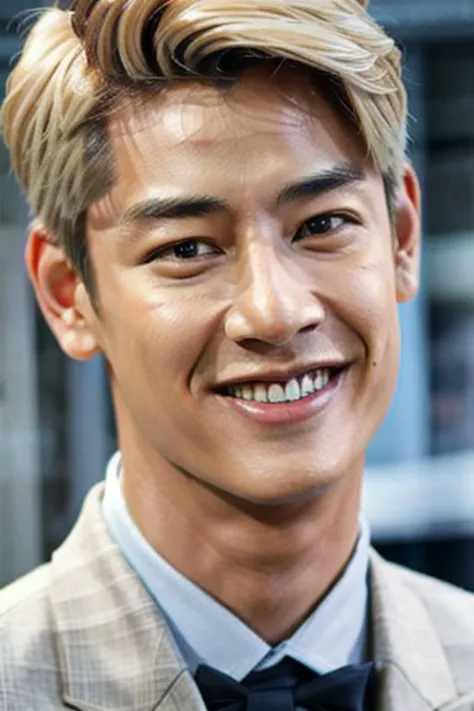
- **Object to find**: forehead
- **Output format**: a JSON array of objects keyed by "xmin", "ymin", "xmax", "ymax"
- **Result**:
[{"xmin": 103, "ymin": 68, "xmax": 369, "ymax": 212}]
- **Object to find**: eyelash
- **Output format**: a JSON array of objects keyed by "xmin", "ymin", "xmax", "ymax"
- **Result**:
[
  {"xmin": 292, "ymin": 212, "xmax": 357, "ymax": 241},
  {"xmin": 143, "ymin": 240, "xmax": 219, "ymax": 264},
  {"xmin": 143, "ymin": 211, "xmax": 357, "ymax": 263}
]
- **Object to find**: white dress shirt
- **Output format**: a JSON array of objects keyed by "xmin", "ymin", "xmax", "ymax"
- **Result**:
[{"xmin": 102, "ymin": 451, "xmax": 370, "ymax": 680}]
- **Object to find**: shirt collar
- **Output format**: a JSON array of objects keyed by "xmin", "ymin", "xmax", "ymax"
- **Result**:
[{"xmin": 102, "ymin": 451, "xmax": 370, "ymax": 680}]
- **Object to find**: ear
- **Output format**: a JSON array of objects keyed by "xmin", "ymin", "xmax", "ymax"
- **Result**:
[
  {"xmin": 393, "ymin": 163, "xmax": 422, "ymax": 304},
  {"xmin": 25, "ymin": 223, "xmax": 102, "ymax": 360}
]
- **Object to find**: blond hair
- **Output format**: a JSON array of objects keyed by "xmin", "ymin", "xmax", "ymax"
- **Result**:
[{"xmin": 1, "ymin": 0, "xmax": 406, "ymax": 289}]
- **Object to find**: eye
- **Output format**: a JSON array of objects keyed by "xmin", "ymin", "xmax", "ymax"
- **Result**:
[
  {"xmin": 292, "ymin": 213, "xmax": 349, "ymax": 242},
  {"xmin": 145, "ymin": 239, "xmax": 218, "ymax": 263}
]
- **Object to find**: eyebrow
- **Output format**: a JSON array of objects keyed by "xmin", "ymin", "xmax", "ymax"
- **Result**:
[
  {"xmin": 276, "ymin": 164, "xmax": 365, "ymax": 205},
  {"xmin": 119, "ymin": 163, "xmax": 365, "ymax": 227},
  {"xmin": 120, "ymin": 196, "xmax": 230, "ymax": 226}
]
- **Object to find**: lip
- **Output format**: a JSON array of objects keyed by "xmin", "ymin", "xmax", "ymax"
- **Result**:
[
  {"xmin": 217, "ymin": 366, "xmax": 348, "ymax": 425},
  {"xmin": 214, "ymin": 361, "xmax": 349, "ymax": 391}
]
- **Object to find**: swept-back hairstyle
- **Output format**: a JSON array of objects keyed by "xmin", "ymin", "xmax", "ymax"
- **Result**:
[{"xmin": 1, "ymin": 0, "xmax": 406, "ymax": 293}]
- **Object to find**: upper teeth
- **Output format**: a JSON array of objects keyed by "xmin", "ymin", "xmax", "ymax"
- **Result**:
[{"xmin": 228, "ymin": 368, "xmax": 331, "ymax": 403}]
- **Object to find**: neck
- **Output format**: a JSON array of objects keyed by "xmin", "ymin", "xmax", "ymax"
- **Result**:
[{"xmin": 120, "ymin": 447, "xmax": 363, "ymax": 645}]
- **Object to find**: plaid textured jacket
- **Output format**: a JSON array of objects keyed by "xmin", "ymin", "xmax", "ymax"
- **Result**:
[{"xmin": 1, "ymin": 483, "xmax": 474, "ymax": 711}]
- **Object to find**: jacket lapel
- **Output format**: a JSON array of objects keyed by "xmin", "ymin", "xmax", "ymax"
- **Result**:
[
  {"xmin": 49, "ymin": 484, "xmax": 206, "ymax": 711},
  {"xmin": 49, "ymin": 486, "xmax": 473, "ymax": 711},
  {"xmin": 154, "ymin": 670, "xmax": 208, "ymax": 711},
  {"xmin": 369, "ymin": 550, "xmax": 458, "ymax": 711}
]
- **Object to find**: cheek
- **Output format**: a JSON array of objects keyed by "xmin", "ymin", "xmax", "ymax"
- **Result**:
[
  {"xmin": 103, "ymin": 282, "xmax": 217, "ymax": 386},
  {"xmin": 350, "ymin": 266, "xmax": 401, "ymax": 417},
  {"xmin": 332, "ymin": 255, "xmax": 401, "ymax": 435},
  {"xmin": 335, "ymin": 253, "xmax": 399, "ymax": 362}
]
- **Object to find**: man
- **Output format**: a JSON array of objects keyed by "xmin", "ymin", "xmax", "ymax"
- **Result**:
[{"xmin": 1, "ymin": 0, "xmax": 474, "ymax": 709}]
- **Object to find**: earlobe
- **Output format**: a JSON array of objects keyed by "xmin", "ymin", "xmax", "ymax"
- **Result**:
[
  {"xmin": 395, "ymin": 252, "xmax": 419, "ymax": 303},
  {"xmin": 394, "ymin": 163, "xmax": 422, "ymax": 303},
  {"xmin": 25, "ymin": 224, "xmax": 101, "ymax": 360}
]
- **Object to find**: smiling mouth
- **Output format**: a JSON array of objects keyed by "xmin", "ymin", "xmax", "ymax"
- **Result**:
[{"xmin": 217, "ymin": 366, "xmax": 346, "ymax": 404}]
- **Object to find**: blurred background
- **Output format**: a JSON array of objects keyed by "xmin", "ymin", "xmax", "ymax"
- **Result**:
[{"xmin": 1, "ymin": 0, "xmax": 474, "ymax": 588}]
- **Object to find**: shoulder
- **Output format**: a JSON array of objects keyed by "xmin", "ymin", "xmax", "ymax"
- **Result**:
[
  {"xmin": 372, "ymin": 549, "xmax": 474, "ymax": 692},
  {"xmin": 381, "ymin": 556, "xmax": 474, "ymax": 627},
  {"xmin": 0, "ymin": 563, "xmax": 51, "ymax": 616},
  {"xmin": 388, "ymin": 558, "xmax": 474, "ymax": 635},
  {"xmin": 0, "ymin": 565, "xmax": 63, "ymax": 710}
]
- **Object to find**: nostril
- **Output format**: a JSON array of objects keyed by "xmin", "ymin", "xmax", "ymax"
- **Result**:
[{"xmin": 300, "ymin": 323, "xmax": 318, "ymax": 334}]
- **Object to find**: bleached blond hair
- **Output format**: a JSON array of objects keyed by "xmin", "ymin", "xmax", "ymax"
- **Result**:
[{"xmin": 1, "ymin": 0, "xmax": 406, "ymax": 290}]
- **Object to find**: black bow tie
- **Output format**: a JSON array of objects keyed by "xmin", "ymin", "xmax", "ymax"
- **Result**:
[{"xmin": 194, "ymin": 656, "xmax": 376, "ymax": 711}]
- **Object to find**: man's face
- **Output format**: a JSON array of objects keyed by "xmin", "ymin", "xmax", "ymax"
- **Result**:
[{"xmin": 72, "ymin": 68, "xmax": 420, "ymax": 504}]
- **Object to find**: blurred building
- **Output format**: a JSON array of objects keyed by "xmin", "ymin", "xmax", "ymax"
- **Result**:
[{"xmin": 0, "ymin": 0, "xmax": 474, "ymax": 587}]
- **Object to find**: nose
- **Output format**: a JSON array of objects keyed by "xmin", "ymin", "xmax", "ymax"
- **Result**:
[{"xmin": 224, "ymin": 244, "xmax": 325, "ymax": 347}]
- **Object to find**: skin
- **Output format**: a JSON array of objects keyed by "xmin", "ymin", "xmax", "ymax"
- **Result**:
[{"xmin": 27, "ymin": 67, "xmax": 420, "ymax": 644}]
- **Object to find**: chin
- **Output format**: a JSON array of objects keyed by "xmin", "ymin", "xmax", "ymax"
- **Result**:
[{"xmin": 218, "ymin": 466, "xmax": 344, "ymax": 509}]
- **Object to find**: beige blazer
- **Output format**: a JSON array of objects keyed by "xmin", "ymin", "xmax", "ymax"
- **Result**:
[{"xmin": 1, "ymin": 484, "xmax": 474, "ymax": 711}]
